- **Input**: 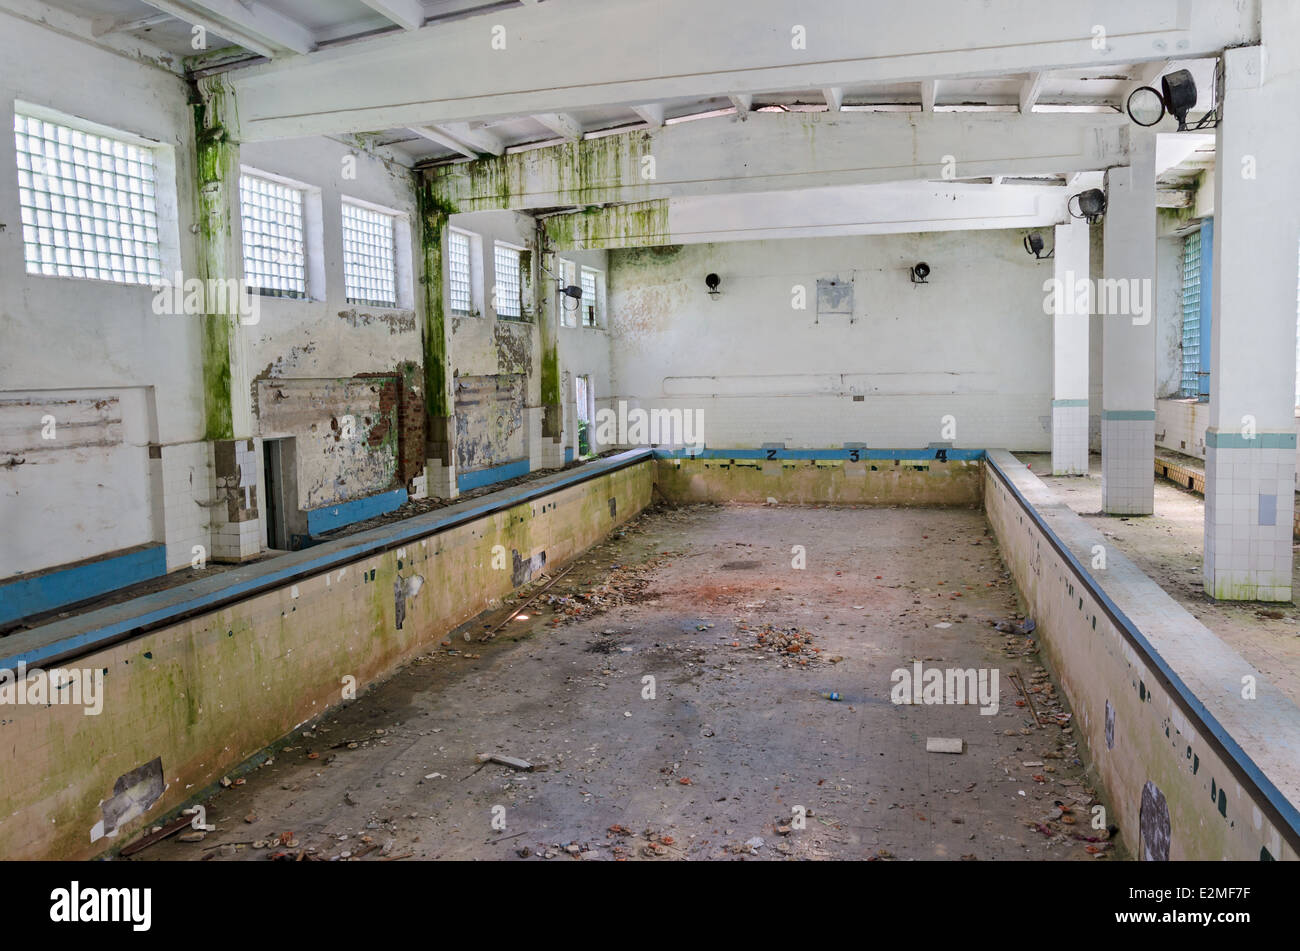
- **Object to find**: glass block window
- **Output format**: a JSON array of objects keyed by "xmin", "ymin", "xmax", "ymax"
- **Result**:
[
  {"xmin": 342, "ymin": 201, "xmax": 396, "ymax": 306},
  {"xmin": 581, "ymin": 266, "xmax": 601, "ymax": 327},
  {"xmin": 1180, "ymin": 229, "xmax": 1202, "ymax": 399},
  {"xmin": 14, "ymin": 111, "xmax": 162, "ymax": 284},
  {"xmin": 448, "ymin": 229, "xmax": 472, "ymax": 314},
  {"xmin": 494, "ymin": 243, "xmax": 522, "ymax": 318},
  {"xmin": 240, "ymin": 173, "xmax": 306, "ymax": 298}
]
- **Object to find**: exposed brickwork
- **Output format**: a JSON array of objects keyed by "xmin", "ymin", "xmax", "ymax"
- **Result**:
[{"xmin": 355, "ymin": 363, "xmax": 426, "ymax": 490}]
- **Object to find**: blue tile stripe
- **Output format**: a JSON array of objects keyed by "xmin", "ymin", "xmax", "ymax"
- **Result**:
[
  {"xmin": 0, "ymin": 545, "xmax": 166, "ymax": 627},
  {"xmin": 1052, "ymin": 399, "xmax": 1088, "ymax": 408},
  {"xmin": 306, "ymin": 488, "xmax": 408, "ymax": 535},
  {"xmin": 457, "ymin": 458, "xmax": 530, "ymax": 491}
]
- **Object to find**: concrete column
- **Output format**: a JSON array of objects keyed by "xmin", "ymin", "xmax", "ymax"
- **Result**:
[
  {"xmin": 417, "ymin": 181, "xmax": 458, "ymax": 499},
  {"xmin": 535, "ymin": 222, "xmax": 565, "ymax": 470},
  {"xmin": 195, "ymin": 75, "xmax": 260, "ymax": 562},
  {"xmin": 1100, "ymin": 131, "xmax": 1157, "ymax": 514},
  {"xmin": 1051, "ymin": 219, "xmax": 1090, "ymax": 475},
  {"xmin": 1203, "ymin": 37, "xmax": 1300, "ymax": 601}
]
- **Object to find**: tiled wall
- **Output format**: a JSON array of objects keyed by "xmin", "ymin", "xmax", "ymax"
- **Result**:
[{"xmin": 986, "ymin": 451, "xmax": 1299, "ymax": 861}]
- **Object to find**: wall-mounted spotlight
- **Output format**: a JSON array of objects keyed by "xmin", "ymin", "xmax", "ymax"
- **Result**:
[
  {"xmin": 910, "ymin": 262, "xmax": 930, "ymax": 284},
  {"xmin": 1161, "ymin": 69, "xmax": 1198, "ymax": 131},
  {"xmin": 1125, "ymin": 67, "xmax": 1205, "ymax": 131},
  {"xmin": 557, "ymin": 282, "xmax": 583, "ymax": 315},
  {"xmin": 1023, "ymin": 232, "xmax": 1054, "ymax": 259},
  {"xmin": 1067, "ymin": 188, "xmax": 1107, "ymax": 224},
  {"xmin": 705, "ymin": 272, "xmax": 721, "ymax": 299}
]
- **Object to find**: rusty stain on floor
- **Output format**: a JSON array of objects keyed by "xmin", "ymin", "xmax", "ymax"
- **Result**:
[{"xmin": 138, "ymin": 503, "xmax": 1124, "ymax": 862}]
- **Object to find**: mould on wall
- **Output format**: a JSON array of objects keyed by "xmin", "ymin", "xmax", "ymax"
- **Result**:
[{"xmin": 337, "ymin": 309, "xmax": 417, "ymax": 334}]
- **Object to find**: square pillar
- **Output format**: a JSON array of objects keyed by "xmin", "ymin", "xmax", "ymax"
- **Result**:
[
  {"xmin": 1101, "ymin": 132, "xmax": 1157, "ymax": 514},
  {"xmin": 195, "ymin": 75, "xmax": 260, "ymax": 563},
  {"xmin": 417, "ymin": 181, "xmax": 459, "ymax": 500},
  {"xmin": 535, "ymin": 221, "xmax": 565, "ymax": 470},
  {"xmin": 1051, "ymin": 219, "xmax": 1090, "ymax": 475},
  {"xmin": 1204, "ymin": 40, "xmax": 1300, "ymax": 601}
]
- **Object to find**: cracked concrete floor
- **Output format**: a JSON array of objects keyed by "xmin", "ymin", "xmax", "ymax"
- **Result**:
[{"xmin": 139, "ymin": 502, "xmax": 1123, "ymax": 862}]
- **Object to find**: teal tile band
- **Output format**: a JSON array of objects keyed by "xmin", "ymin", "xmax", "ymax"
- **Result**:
[
  {"xmin": 1052, "ymin": 399, "xmax": 1089, "ymax": 407},
  {"xmin": 1205, "ymin": 430, "xmax": 1297, "ymax": 449},
  {"xmin": 1101, "ymin": 409, "xmax": 1156, "ymax": 421}
]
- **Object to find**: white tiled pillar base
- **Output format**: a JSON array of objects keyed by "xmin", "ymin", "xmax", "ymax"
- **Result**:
[
  {"xmin": 528, "ymin": 406, "xmax": 566, "ymax": 470},
  {"xmin": 162, "ymin": 441, "xmax": 215, "ymax": 571},
  {"xmin": 209, "ymin": 438, "xmax": 261, "ymax": 563},
  {"xmin": 1204, "ymin": 434, "xmax": 1295, "ymax": 601},
  {"xmin": 1101, "ymin": 412, "xmax": 1154, "ymax": 515},
  {"xmin": 424, "ymin": 459, "xmax": 458, "ymax": 500},
  {"xmin": 1051, "ymin": 402, "xmax": 1089, "ymax": 475}
]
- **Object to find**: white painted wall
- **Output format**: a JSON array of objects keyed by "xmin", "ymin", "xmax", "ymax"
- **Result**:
[
  {"xmin": 240, "ymin": 136, "xmax": 422, "ymax": 534},
  {"xmin": 0, "ymin": 14, "xmax": 202, "ymax": 576},
  {"xmin": 446, "ymin": 210, "xmax": 539, "ymax": 474},
  {"xmin": 1156, "ymin": 235, "xmax": 1185, "ymax": 398},
  {"xmin": 608, "ymin": 231, "xmax": 1054, "ymax": 450},
  {"xmin": 556, "ymin": 248, "xmax": 612, "ymax": 459},
  {"xmin": 240, "ymin": 137, "xmax": 421, "ymax": 384},
  {"xmin": 0, "ymin": 13, "xmax": 429, "ymax": 577}
]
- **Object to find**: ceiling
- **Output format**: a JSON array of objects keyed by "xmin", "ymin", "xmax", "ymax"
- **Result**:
[{"xmin": 19, "ymin": 0, "xmax": 1221, "ymax": 196}]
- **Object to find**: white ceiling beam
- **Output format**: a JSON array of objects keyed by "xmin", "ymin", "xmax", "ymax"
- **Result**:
[
  {"xmin": 729, "ymin": 93, "xmax": 753, "ymax": 113},
  {"xmin": 430, "ymin": 110, "xmax": 1130, "ymax": 212},
  {"xmin": 358, "ymin": 0, "xmax": 425, "ymax": 31},
  {"xmin": 919, "ymin": 80, "xmax": 937, "ymax": 111},
  {"xmin": 1, "ymin": 0, "xmax": 181, "ymax": 72},
  {"xmin": 532, "ymin": 112, "xmax": 583, "ymax": 140},
  {"xmin": 823, "ymin": 87, "xmax": 843, "ymax": 111},
  {"xmin": 227, "ymin": 0, "xmax": 1255, "ymax": 141},
  {"xmin": 139, "ymin": 0, "xmax": 315, "ymax": 56},
  {"xmin": 409, "ymin": 125, "xmax": 478, "ymax": 159},
  {"xmin": 546, "ymin": 181, "xmax": 1073, "ymax": 250},
  {"xmin": 1019, "ymin": 71, "xmax": 1046, "ymax": 112},
  {"xmin": 438, "ymin": 121, "xmax": 505, "ymax": 156},
  {"xmin": 135, "ymin": 0, "xmax": 273, "ymax": 56},
  {"xmin": 631, "ymin": 103, "xmax": 664, "ymax": 128},
  {"xmin": 91, "ymin": 12, "xmax": 172, "ymax": 36}
]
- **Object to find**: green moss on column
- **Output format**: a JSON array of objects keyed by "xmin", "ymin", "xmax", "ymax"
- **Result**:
[
  {"xmin": 535, "ymin": 221, "xmax": 562, "ymax": 439},
  {"xmin": 193, "ymin": 77, "xmax": 239, "ymax": 441},
  {"xmin": 417, "ymin": 178, "xmax": 458, "ymax": 458}
]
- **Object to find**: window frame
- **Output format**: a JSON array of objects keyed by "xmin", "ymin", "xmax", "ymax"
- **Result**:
[
  {"xmin": 13, "ymin": 101, "xmax": 179, "ymax": 287},
  {"xmin": 493, "ymin": 240, "xmax": 525, "ymax": 320},
  {"xmin": 580, "ymin": 265, "xmax": 604, "ymax": 328},
  {"xmin": 448, "ymin": 226, "xmax": 483, "ymax": 317},
  {"xmin": 1179, "ymin": 228, "xmax": 1203, "ymax": 400},
  {"xmin": 341, "ymin": 197, "xmax": 400, "ymax": 308},
  {"xmin": 238, "ymin": 168, "xmax": 313, "ymax": 300}
]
